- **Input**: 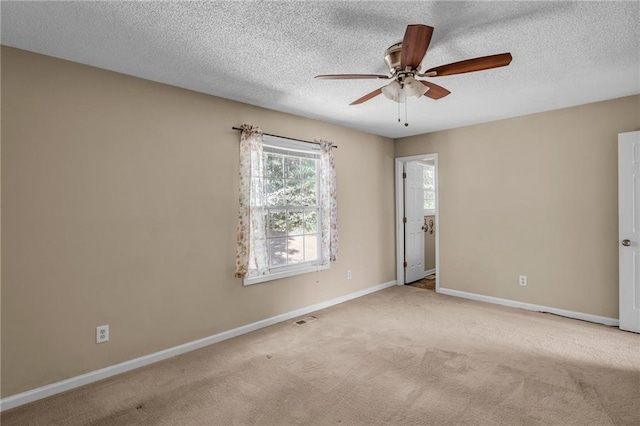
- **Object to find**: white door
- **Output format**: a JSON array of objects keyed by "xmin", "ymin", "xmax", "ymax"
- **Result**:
[
  {"xmin": 404, "ymin": 161, "xmax": 425, "ymax": 283},
  {"xmin": 619, "ymin": 131, "xmax": 640, "ymax": 333}
]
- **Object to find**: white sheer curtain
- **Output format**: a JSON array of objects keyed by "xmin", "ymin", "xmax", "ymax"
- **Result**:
[
  {"xmin": 319, "ymin": 140, "xmax": 338, "ymax": 264},
  {"xmin": 235, "ymin": 125, "xmax": 268, "ymax": 278}
]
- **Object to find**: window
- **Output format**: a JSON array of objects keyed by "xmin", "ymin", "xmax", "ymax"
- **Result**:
[
  {"xmin": 423, "ymin": 164, "xmax": 436, "ymax": 216},
  {"xmin": 244, "ymin": 135, "xmax": 327, "ymax": 285},
  {"xmin": 264, "ymin": 142, "xmax": 320, "ymax": 267}
]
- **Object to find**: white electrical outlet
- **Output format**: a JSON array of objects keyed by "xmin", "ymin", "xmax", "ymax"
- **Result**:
[
  {"xmin": 96, "ymin": 325, "xmax": 109, "ymax": 344},
  {"xmin": 347, "ymin": 270, "xmax": 352, "ymax": 280},
  {"xmin": 519, "ymin": 275, "xmax": 528, "ymax": 287}
]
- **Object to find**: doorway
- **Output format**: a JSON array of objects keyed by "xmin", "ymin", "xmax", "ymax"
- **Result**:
[{"xmin": 395, "ymin": 154, "xmax": 439, "ymax": 291}]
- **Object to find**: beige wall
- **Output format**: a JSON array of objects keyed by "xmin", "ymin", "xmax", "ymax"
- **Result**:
[
  {"xmin": 424, "ymin": 216, "xmax": 435, "ymax": 272},
  {"xmin": 397, "ymin": 95, "xmax": 640, "ymax": 318},
  {"xmin": 0, "ymin": 47, "xmax": 395, "ymax": 397}
]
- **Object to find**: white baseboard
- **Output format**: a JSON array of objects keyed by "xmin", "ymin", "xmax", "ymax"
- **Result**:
[
  {"xmin": 438, "ymin": 287, "xmax": 619, "ymax": 327},
  {"xmin": 0, "ymin": 280, "xmax": 396, "ymax": 412},
  {"xmin": 423, "ymin": 268, "xmax": 436, "ymax": 277}
]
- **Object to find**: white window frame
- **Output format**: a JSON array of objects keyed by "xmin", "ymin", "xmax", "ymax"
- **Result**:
[{"xmin": 243, "ymin": 135, "xmax": 328, "ymax": 286}]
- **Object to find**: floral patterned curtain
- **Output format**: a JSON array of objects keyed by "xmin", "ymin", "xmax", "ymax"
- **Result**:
[
  {"xmin": 319, "ymin": 140, "xmax": 338, "ymax": 264},
  {"xmin": 235, "ymin": 125, "xmax": 268, "ymax": 278}
]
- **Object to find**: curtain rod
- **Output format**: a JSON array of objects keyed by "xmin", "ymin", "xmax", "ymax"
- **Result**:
[{"xmin": 231, "ymin": 127, "xmax": 338, "ymax": 148}]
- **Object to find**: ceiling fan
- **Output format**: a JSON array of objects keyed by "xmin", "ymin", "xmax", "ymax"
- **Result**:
[{"xmin": 315, "ymin": 24, "xmax": 512, "ymax": 106}]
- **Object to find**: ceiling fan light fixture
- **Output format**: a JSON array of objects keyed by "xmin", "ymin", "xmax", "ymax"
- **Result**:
[
  {"xmin": 381, "ymin": 80, "xmax": 404, "ymax": 103},
  {"xmin": 381, "ymin": 77, "xmax": 428, "ymax": 103},
  {"xmin": 403, "ymin": 76, "xmax": 428, "ymax": 98}
]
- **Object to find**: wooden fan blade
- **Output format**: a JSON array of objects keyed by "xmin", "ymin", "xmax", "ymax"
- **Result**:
[
  {"xmin": 350, "ymin": 87, "xmax": 383, "ymax": 105},
  {"xmin": 400, "ymin": 24, "xmax": 434, "ymax": 70},
  {"xmin": 315, "ymin": 74, "xmax": 389, "ymax": 80},
  {"xmin": 425, "ymin": 53, "xmax": 512, "ymax": 77},
  {"xmin": 420, "ymin": 81, "xmax": 451, "ymax": 100}
]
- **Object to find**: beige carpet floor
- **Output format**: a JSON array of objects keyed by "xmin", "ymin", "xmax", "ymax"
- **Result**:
[{"xmin": 3, "ymin": 286, "xmax": 639, "ymax": 425}]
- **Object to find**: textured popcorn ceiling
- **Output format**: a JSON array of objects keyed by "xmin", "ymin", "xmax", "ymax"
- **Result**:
[{"xmin": 2, "ymin": 1, "xmax": 639, "ymax": 138}]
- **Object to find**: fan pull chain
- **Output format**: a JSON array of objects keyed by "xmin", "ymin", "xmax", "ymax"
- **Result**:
[
  {"xmin": 404, "ymin": 97, "xmax": 408, "ymax": 127},
  {"xmin": 397, "ymin": 98, "xmax": 401, "ymax": 123}
]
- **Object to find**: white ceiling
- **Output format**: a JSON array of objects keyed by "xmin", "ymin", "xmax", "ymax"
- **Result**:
[{"xmin": 2, "ymin": 1, "xmax": 639, "ymax": 138}]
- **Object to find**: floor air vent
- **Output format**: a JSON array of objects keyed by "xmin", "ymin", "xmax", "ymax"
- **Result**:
[{"xmin": 294, "ymin": 316, "xmax": 317, "ymax": 326}]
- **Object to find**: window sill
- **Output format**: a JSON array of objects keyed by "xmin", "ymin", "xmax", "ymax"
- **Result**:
[{"xmin": 242, "ymin": 263, "xmax": 329, "ymax": 286}]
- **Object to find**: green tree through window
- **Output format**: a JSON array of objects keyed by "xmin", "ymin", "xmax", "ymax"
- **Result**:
[
  {"xmin": 264, "ymin": 151, "xmax": 320, "ymax": 268},
  {"xmin": 423, "ymin": 165, "xmax": 435, "ymax": 214}
]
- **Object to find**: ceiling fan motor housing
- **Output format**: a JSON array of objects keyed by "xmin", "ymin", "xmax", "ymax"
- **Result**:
[{"xmin": 384, "ymin": 43, "xmax": 403, "ymax": 73}]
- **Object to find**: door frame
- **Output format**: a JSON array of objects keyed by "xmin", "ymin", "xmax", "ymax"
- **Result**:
[{"xmin": 395, "ymin": 154, "xmax": 439, "ymax": 290}]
